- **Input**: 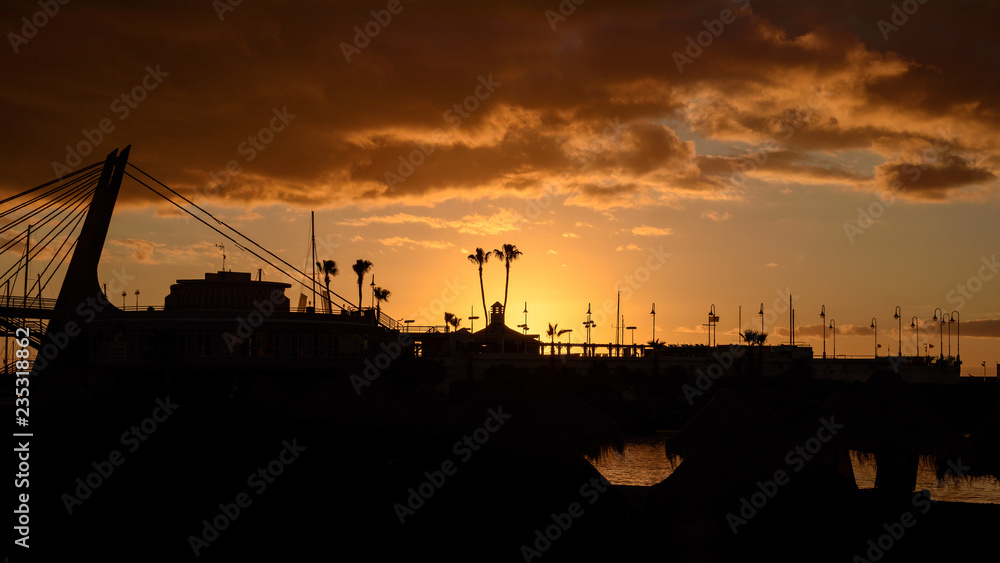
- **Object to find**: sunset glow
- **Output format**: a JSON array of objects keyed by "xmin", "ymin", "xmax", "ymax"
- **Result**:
[{"xmin": 2, "ymin": 0, "xmax": 998, "ymax": 372}]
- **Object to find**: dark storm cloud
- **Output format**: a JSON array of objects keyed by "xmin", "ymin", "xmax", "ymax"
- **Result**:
[{"xmin": 1, "ymin": 0, "xmax": 997, "ymax": 209}]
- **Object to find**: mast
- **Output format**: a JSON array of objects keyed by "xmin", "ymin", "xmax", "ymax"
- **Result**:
[
  {"xmin": 310, "ymin": 211, "xmax": 317, "ymax": 311},
  {"xmin": 23, "ymin": 223, "xmax": 29, "ymax": 311},
  {"xmin": 616, "ymin": 288, "xmax": 620, "ymax": 357}
]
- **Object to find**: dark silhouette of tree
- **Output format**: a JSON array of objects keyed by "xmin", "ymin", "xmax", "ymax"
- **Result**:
[
  {"xmin": 741, "ymin": 329, "xmax": 768, "ymax": 346},
  {"xmin": 316, "ymin": 259, "xmax": 338, "ymax": 313},
  {"xmin": 444, "ymin": 312, "xmax": 460, "ymax": 332},
  {"xmin": 373, "ymin": 286, "xmax": 390, "ymax": 323},
  {"xmin": 546, "ymin": 322, "xmax": 570, "ymax": 354},
  {"xmin": 352, "ymin": 259, "xmax": 373, "ymax": 311},
  {"xmin": 468, "ymin": 248, "xmax": 491, "ymax": 323},
  {"xmin": 492, "ymin": 243, "xmax": 522, "ymax": 319}
]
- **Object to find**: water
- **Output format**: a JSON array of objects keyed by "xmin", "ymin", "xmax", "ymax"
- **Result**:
[{"xmin": 588, "ymin": 436, "xmax": 1000, "ymax": 504}]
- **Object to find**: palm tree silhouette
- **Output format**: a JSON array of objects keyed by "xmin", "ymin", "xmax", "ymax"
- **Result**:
[
  {"xmin": 373, "ymin": 286, "xmax": 390, "ymax": 324},
  {"xmin": 546, "ymin": 322, "xmax": 570, "ymax": 355},
  {"xmin": 492, "ymin": 243, "xmax": 522, "ymax": 321},
  {"xmin": 352, "ymin": 259, "xmax": 373, "ymax": 311},
  {"xmin": 468, "ymin": 248, "xmax": 491, "ymax": 324},
  {"xmin": 316, "ymin": 259, "xmax": 338, "ymax": 313},
  {"xmin": 741, "ymin": 329, "xmax": 768, "ymax": 346},
  {"xmin": 444, "ymin": 312, "xmax": 461, "ymax": 333}
]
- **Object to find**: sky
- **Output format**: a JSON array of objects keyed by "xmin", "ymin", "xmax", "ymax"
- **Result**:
[{"xmin": 2, "ymin": 0, "xmax": 999, "ymax": 373}]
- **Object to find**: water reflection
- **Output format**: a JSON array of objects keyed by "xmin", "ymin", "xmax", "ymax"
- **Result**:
[{"xmin": 588, "ymin": 436, "xmax": 1000, "ymax": 504}]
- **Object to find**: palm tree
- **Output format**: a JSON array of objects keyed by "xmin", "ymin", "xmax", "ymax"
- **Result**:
[
  {"xmin": 351, "ymin": 259, "xmax": 373, "ymax": 311},
  {"xmin": 373, "ymin": 286, "xmax": 390, "ymax": 323},
  {"xmin": 316, "ymin": 259, "xmax": 338, "ymax": 313},
  {"xmin": 546, "ymin": 322, "xmax": 570, "ymax": 355},
  {"xmin": 492, "ymin": 243, "xmax": 523, "ymax": 320},
  {"xmin": 741, "ymin": 329, "xmax": 768, "ymax": 346},
  {"xmin": 444, "ymin": 312, "xmax": 459, "ymax": 333},
  {"xmin": 467, "ymin": 248, "xmax": 491, "ymax": 324}
]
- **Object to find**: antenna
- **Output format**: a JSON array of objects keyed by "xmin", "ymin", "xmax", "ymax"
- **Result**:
[{"xmin": 215, "ymin": 243, "xmax": 226, "ymax": 271}]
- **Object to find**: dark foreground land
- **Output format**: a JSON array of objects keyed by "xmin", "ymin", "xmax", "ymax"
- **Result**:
[{"xmin": 11, "ymin": 360, "xmax": 1000, "ymax": 562}]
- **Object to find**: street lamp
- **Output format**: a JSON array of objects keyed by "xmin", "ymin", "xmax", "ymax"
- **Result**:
[
  {"xmin": 871, "ymin": 318, "xmax": 878, "ymax": 358},
  {"xmin": 523, "ymin": 302, "xmax": 528, "ymax": 334},
  {"xmin": 135, "ymin": 289, "xmax": 140, "ymax": 310},
  {"xmin": 626, "ymin": 326, "xmax": 636, "ymax": 346},
  {"xmin": 650, "ymin": 303, "xmax": 655, "ymax": 343},
  {"xmin": 404, "ymin": 319, "xmax": 414, "ymax": 332},
  {"xmin": 819, "ymin": 305, "xmax": 826, "ymax": 359},
  {"xmin": 829, "ymin": 320, "xmax": 836, "ymax": 358},
  {"xmin": 889, "ymin": 305, "xmax": 903, "ymax": 356},
  {"xmin": 565, "ymin": 329, "xmax": 573, "ymax": 354},
  {"xmin": 910, "ymin": 316, "xmax": 919, "ymax": 357},
  {"xmin": 708, "ymin": 304, "xmax": 718, "ymax": 347},
  {"xmin": 758, "ymin": 303, "xmax": 764, "ymax": 334},
  {"xmin": 122, "ymin": 290, "xmax": 127, "ymax": 309},
  {"xmin": 950, "ymin": 310, "xmax": 960, "ymax": 362},
  {"xmin": 943, "ymin": 313, "xmax": 952, "ymax": 358},
  {"xmin": 933, "ymin": 308, "xmax": 943, "ymax": 360}
]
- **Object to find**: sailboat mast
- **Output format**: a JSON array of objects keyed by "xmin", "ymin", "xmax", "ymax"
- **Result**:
[
  {"xmin": 23, "ymin": 223, "xmax": 30, "ymax": 310},
  {"xmin": 311, "ymin": 211, "xmax": 317, "ymax": 310}
]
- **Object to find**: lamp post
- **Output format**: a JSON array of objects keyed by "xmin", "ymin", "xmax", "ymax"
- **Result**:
[
  {"xmin": 122, "ymin": 290, "xmax": 127, "ymax": 309},
  {"xmin": 910, "ymin": 316, "xmax": 919, "ymax": 357},
  {"xmin": 758, "ymin": 302, "xmax": 764, "ymax": 334},
  {"xmin": 135, "ymin": 289, "xmax": 140, "ymax": 310},
  {"xmin": 933, "ymin": 308, "xmax": 943, "ymax": 359},
  {"xmin": 565, "ymin": 329, "xmax": 573, "ymax": 355},
  {"xmin": 523, "ymin": 302, "xmax": 528, "ymax": 334},
  {"xmin": 829, "ymin": 320, "xmax": 836, "ymax": 358},
  {"xmin": 950, "ymin": 310, "xmax": 960, "ymax": 362},
  {"xmin": 404, "ymin": 319, "xmax": 414, "ymax": 332},
  {"xmin": 944, "ymin": 313, "xmax": 952, "ymax": 358},
  {"xmin": 650, "ymin": 303, "xmax": 655, "ymax": 343},
  {"xmin": 889, "ymin": 305, "xmax": 903, "ymax": 356},
  {"xmin": 707, "ymin": 304, "xmax": 716, "ymax": 347},
  {"xmin": 871, "ymin": 318, "xmax": 878, "ymax": 358},
  {"xmin": 820, "ymin": 305, "xmax": 826, "ymax": 359}
]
